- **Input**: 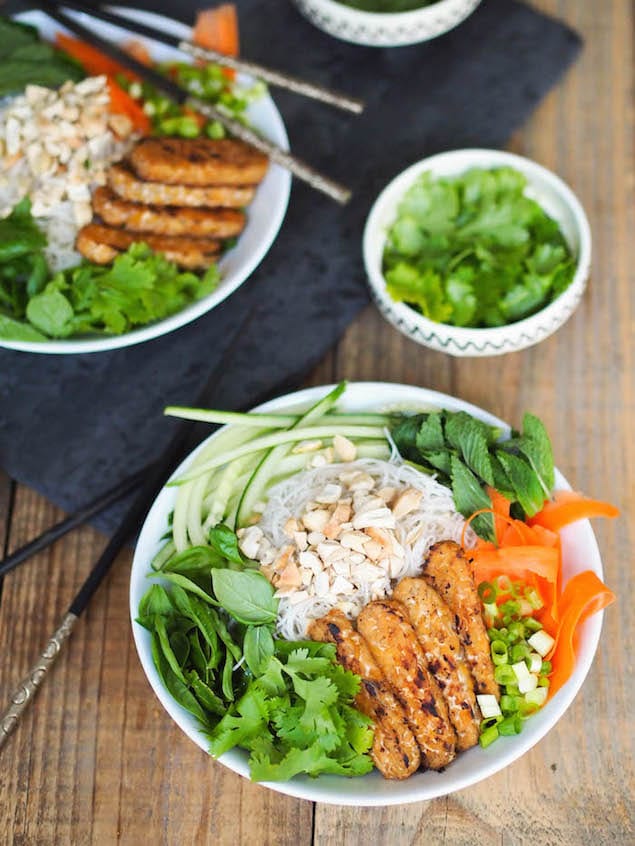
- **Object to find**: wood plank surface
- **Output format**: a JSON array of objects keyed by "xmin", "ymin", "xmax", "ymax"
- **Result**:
[{"xmin": 0, "ymin": 1, "xmax": 633, "ymax": 844}]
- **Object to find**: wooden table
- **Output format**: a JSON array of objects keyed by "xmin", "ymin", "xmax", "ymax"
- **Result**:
[{"xmin": 1, "ymin": 1, "xmax": 633, "ymax": 843}]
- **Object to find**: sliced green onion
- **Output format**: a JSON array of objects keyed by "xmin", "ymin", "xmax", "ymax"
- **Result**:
[
  {"xmin": 524, "ymin": 586, "xmax": 544, "ymax": 610},
  {"xmin": 491, "ymin": 640, "xmax": 508, "ymax": 665},
  {"xmin": 538, "ymin": 676, "xmax": 550, "ymax": 688},
  {"xmin": 505, "ymin": 683, "xmax": 520, "ymax": 696},
  {"xmin": 527, "ymin": 652, "xmax": 543, "ymax": 673},
  {"xmin": 500, "ymin": 599, "xmax": 520, "ymax": 618},
  {"xmin": 541, "ymin": 660, "xmax": 552, "ymax": 675},
  {"xmin": 478, "ymin": 581, "xmax": 498, "ymax": 604},
  {"xmin": 494, "ymin": 664, "xmax": 517, "ymax": 686},
  {"xmin": 495, "ymin": 574, "xmax": 515, "ymax": 595},
  {"xmin": 527, "ymin": 630, "xmax": 555, "ymax": 657},
  {"xmin": 477, "ymin": 695, "xmax": 502, "ymax": 719},
  {"xmin": 510, "ymin": 643, "xmax": 531, "ymax": 663},
  {"xmin": 500, "ymin": 694, "xmax": 521, "ymax": 714},
  {"xmin": 508, "ymin": 621, "xmax": 526, "ymax": 643},
  {"xmin": 483, "ymin": 602, "xmax": 499, "ymax": 623},
  {"xmin": 479, "ymin": 725, "xmax": 499, "ymax": 748},
  {"xmin": 498, "ymin": 714, "xmax": 523, "ymax": 736},
  {"xmin": 524, "ymin": 617, "xmax": 543, "ymax": 633},
  {"xmin": 517, "ymin": 599, "xmax": 535, "ymax": 617}
]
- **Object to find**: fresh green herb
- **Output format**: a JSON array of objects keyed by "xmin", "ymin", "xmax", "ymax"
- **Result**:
[
  {"xmin": 0, "ymin": 17, "xmax": 83, "ymax": 96},
  {"xmin": 0, "ymin": 203, "xmax": 220, "ymax": 341},
  {"xmin": 383, "ymin": 167, "xmax": 576, "ymax": 327},
  {"xmin": 390, "ymin": 409, "xmax": 554, "ymax": 540},
  {"xmin": 209, "ymin": 643, "xmax": 374, "ymax": 781},
  {"xmin": 138, "ymin": 526, "xmax": 373, "ymax": 781},
  {"xmin": 211, "ymin": 569, "xmax": 278, "ymax": 626}
]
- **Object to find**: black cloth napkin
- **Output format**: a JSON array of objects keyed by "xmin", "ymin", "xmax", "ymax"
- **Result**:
[{"xmin": 0, "ymin": 0, "xmax": 581, "ymax": 533}]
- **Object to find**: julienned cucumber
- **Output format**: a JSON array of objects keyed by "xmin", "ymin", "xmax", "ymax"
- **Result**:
[{"xmin": 235, "ymin": 382, "xmax": 346, "ymax": 527}]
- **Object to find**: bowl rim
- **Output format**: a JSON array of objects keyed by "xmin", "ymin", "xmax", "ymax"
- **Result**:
[
  {"xmin": 2, "ymin": 7, "xmax": 291, "ymax": 355},
  {"xmin": 294, "ymin": 0, "xmax": 480, "ymax": 24},
  {"xmin": 130, "ymin": 381, "xmax": 606, "ymax": 806},
  {"xmin": 363, "ymin": 148, "xmax": 592, "ymax": 345}
]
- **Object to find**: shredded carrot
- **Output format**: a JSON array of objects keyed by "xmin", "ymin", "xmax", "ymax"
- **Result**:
[
  {"xmin": 528, "ymin": 490, "xmax": 620, "ymax": 533},
  {"xmin": 487, "ymin": 487, "xmax": 512, "ymax": 544},
  {"xmin": 468, "ymin": 485, "xmax": 617, "ymax": 690},
  {"xmin": 547, "ymin": 571, "xmax": 616, "ymax": 696},
  {"xmin": 107, "ymin": 78, "xmax": 151, "ymax": 135},
  {"xmin": 56, "ymin": 33, "xmax": 137, "ymax": 80}
]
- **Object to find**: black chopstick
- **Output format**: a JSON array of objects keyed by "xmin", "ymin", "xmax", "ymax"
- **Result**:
[
  {"xmin": 0, "ymin": 418, "xmax": 191, "ymax": 750},
  {"xmin": 40, "ymin": 1, "xmax": 352, "ymax": 204},
  {"xmin": 52, "ymin": 0, "xmax": 364, "ymax": 114},
  {"xmin": 0, "ymin": 464, "xmax": 152, "ymax": 579}
]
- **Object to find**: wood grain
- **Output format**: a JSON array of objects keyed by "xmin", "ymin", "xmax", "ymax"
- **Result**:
[{"xmin": 0, "ymin": 0, "xmax": 633, "ymax": 843}]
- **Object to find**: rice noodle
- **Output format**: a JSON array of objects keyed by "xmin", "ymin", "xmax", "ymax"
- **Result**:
[{"xmin": 255, "ymin": 457, "xmax": 474, "ymax": 640}]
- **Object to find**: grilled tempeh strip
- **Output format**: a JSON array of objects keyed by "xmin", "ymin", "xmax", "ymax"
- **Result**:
[
  {"xmin": 108, "ymin": 164, "xmax": 257, "ymax": 209},
  {"xmin": 76, "ymin": 223, "xmax": 221, "ymax": 270},
  {"xmin": 393, "ymin": 577, "xmax": 481, "ymax": 751},
  {"xmin": 129, "ymin": 137, "xmax": 269, "ymax": 187},
  {"xmin": 308, "ymin": 610, "xmax": 420, "ymax": 780},
  {"xmin": 421, "ymin": 541, "xmax": 499, "ymax": 698},
  {"xmin": 93, "ymin": 187, "xmax": 246, "ymax": 238},
  {"xmin": 357, "ymin": 600, "xmax": 456, "ymax": 770}
]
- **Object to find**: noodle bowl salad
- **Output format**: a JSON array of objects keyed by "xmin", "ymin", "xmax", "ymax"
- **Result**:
[{"xmin": 131, "ymin": 382, "xmax": 616, "ymax": 803}]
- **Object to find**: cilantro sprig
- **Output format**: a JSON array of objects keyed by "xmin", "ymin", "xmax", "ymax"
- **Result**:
[
  {"xmin": 390, "ymin": 410, "xmax": 554, "ymax": 541},
  {"xmin": 383, "ymin": 167, "xmax": 576, "ymax": 327}
]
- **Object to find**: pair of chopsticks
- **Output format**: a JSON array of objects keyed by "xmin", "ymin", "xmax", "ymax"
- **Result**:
[
  {"xmin": 39, "ymin": 0, "xmax": 363, "ymax": 204},
  {"xmin": 0, "ymin": 310, "xmax": 261, "ymax": 751}
]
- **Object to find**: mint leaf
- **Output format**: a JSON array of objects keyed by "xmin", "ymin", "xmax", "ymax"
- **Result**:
[
  {"xmin": 520, "ymin": 412, "xmax": 555, "ymax": 493},
  {"xmin": 496, "ymin": 451, "xmax": 546, "ymax": 517},
  {"xmin": 445, "ymin": 412, "xmax": 495, "ymax": 486},
  {"xmin": 450, "ymin": 455, "xmax": 494, "ymax": 541},
  {"xmin": 415, "ymin": 413, "xmax": 445, "ymax": 452}
]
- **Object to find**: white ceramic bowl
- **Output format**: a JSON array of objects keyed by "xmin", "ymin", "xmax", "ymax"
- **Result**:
[
  {"xmin": 3, "ymin": 8, "xmax": 291, "ymax": 355},
  {"xmin": 130, "ymin": 382, "xmax": 607, "ymax": 806},
  {"xmin": 291, "ymin": 0, "xmax": 481, "ymax": 47},
  {"xmin": 363, "ymin": 149, "xmax": 592, "ymax": 357}
]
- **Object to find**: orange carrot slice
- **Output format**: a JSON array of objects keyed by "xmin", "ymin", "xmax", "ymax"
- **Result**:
[
  {"xmin": 193, "ymin": 4, "xmax": 240, "ymax": 55},
  {"xmin": 528, "ymin": 490, "xmax": 620, "ymax": 532},
  {"xmin": 107, "ymin": 78, "xmax": 151, "ymax": 135},
  {"xmin": 56, "ymin": 33, "xmax": 136, "ymax": 79},
  {"xmin": 547, "ymin": 571, "xmax": 616, "ymax": 696}
]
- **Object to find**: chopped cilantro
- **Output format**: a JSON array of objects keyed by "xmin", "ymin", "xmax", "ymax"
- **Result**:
[{"xmin": 382, "ymin": 167, "xmax": 577, "ymax": 327}]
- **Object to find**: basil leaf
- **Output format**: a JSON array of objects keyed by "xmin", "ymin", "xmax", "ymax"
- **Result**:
[
  {"xmin": 161, "ymin": 544, "xmax": 224, "ymax": 574},
  {"xmin": 154, "ymin": 616, "xmax": 188, "ymax": 684},
  {"xmin": 151, "ymin": 629, "xmax": 208, "ymax": 724},
  {"xmin": 211, "ymin": 570, "xmax": 278, "ymax": 626},
  {"xmin": 208, "ymin": 524, "xmax": 245, "ymax": 565},
  {"xmin": 158, "ymin": 572, "xmax": 218, "ymax": 606},
  {"xmin": 187, "ymin": 669, "xmax": 226, "ymax": 716},
  {"xmin": 222, "ymin": 649, "xmax": 235, "ymax": 701},
  {"xmin": 243, "ymin": 626, "xmax": 275, "ymax": 676},
  {"xmin": 138, "ymin": 584, "xmax": 174, "ymax": 620}
]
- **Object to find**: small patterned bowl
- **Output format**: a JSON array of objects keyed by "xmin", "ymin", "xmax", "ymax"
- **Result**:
[
  {"xmin": 363, "ymin": 149, "xmax": 592, "ymax": 357},
  {"xmin": 291, "ymin": 0, "xmax": 481, "ymax": 47}
]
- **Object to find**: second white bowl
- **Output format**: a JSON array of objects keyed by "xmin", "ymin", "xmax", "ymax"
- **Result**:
[
  {"xmin": 363, "ymin": 149, "xmax": 592, "ymax": 357},
  {"xmin": 291, "ymin": 0, "xmax": 482, "ymax": 47}
]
